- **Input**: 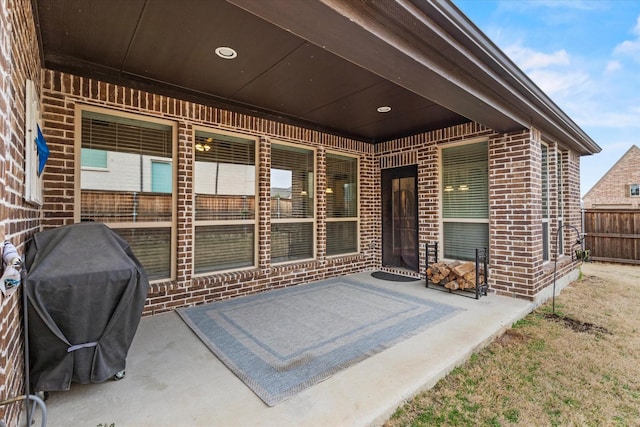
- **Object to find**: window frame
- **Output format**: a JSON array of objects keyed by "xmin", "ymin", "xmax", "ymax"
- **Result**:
[
  {"xmin": 541, "ymin": 142, "xmax": 550, "ymax": 263},
  {"xmin": 439, "ymin": 137, "xmax": 489, "ymax": 262},
  {"xmin": 325, "ymin": 150, "xmax": 360, "ymax": 257},
  {"xmin": 192, "ymin": 126, "xmax": 259, "ymax": 275},
  {"xmin": 556, "ymin": 150, "xmax": 565, "ymax": 256},
  {"xmin": 270, "ymin": 140, "xmax": 317, "ymax": 265},
  {"xmin": 74, "ymin": 104, "xmax": 178, "ymax": 282}
]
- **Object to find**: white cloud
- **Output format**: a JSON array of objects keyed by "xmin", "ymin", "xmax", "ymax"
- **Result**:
[
  {"xmin": 560, "ymin": 96, "xmax": 640, "ymax": 129},
  {"xmin": 604, "ymin": 60, "xmax": 621, "ymax": 73},
  {"xmin": 613, "ymin": 15, "xmax": 640, "ymax": 61},
  {"xmin": 504, "ymin": 45, "xmax": 570, "ymax": 71},
  {"xmin": 501, "ymin": 43, "xmax": 588, "ymax": 99},
  {"xmin": 499, "ymin": 0, "xmax": 607, "ymax": 12},
  {"xmin": 499, "ymin": 43, "xmax": 639, "ymax": 130},
  {"xmin": 527, "ymin": 69, "xmax": 590, "ymax": 98},
  {"xmin": 580, "ymin": 110, "xmax": 640, "ymax": 128},
  {"xmin": 614, "ymin": 39, "xmax": 640, "ymax": 59}
]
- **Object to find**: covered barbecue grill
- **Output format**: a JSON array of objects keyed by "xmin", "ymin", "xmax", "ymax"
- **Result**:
[{"xmin": 24, "ymin": 222, "xmax": 148, "ymax": 392}]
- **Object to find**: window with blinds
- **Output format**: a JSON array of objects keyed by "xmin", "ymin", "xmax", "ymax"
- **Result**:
[
  {"xmin": 441, "ymin": 141, "xmax": 488, "ymax": 260},
  {"xmin": 194, "ymin": 129, "xmax": 256, "ymax": 273},
  {"xmin": 271, "ymin": 143, "xmax": 315, "ymax": 263},
  {"xmin": 326, "ymin": 153, "xmax": 358, "ymax": 256},
  {"xmin": 557, "ymin": 150, "xmax": 564, "ymax": 255},
  {"xmin": 541, "ymin": 143, "xmax": 550, "ymax": 261},
  {"xmin": 79, "ymin": 109, "xmax": 175, "ymax": 281}
]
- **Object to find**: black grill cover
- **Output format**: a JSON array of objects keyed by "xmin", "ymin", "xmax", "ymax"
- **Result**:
[{"xmin": 25, "ymin": 222, "xmax": 149, "ymax": 392}]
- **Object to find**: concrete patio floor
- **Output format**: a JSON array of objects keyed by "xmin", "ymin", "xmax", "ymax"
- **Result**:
[{"xmin": 24, "ymin": 272, "xmax": 534, "ymax": 427}]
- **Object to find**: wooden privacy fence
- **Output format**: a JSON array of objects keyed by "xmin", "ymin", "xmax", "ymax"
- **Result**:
[{"xmin": 583, "ymin": 209, "xmax": 640, "ymax": 265}]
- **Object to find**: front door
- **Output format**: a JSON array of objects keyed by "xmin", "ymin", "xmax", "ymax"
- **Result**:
[{"xmin": 382, "ymin": 165, "xmax": 418, "ymax": 271}]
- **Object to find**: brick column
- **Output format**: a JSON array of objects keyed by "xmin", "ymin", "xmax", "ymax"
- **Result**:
[
  {"xmin": 258, "ymin": 136, "xmax": 271, "ymax": 273},
  {"xmin": 316, "ymin": 146, "xmax": 327, "ymax": 263},
  {"xmin": 176, "ymin": 122, "xmax": 193, "ymax": 285},
  {"xmin": 489, "ymin": 129, "xmax": 541, "ymax": 298}
]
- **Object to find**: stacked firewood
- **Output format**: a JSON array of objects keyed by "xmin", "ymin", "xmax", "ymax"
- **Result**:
[{"xmin": 426, "ymin": 261, "xmax": 485, "ymax": 290}]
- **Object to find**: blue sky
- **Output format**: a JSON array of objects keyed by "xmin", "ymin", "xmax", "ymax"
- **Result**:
[{"xmin": 454, "ymin": 0, "xmax": 640, "ymax": 196}]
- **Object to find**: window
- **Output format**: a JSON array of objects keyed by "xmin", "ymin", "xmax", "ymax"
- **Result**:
[
  {"xmin": 441, "ymin": 141, "xmax": 488, "ymax": 261},
  {"xmin": 541, "ymin": 143, "xmax": 550, "ymax": 262},
  {"xmin": 326, "ymin": 153, "xmax": 359, "ymax": 255},
  {"xmin": 78, "ymin": 109, "xmax": 175, "ymax": 281},
  {"xmin": 557, "ymin": 151, "xmax": 564, "ymax": 255},
  {"xmin": 151, "ymin": 161, "xmax": 172, "ymax": 193},
  {"xmin": 271, "ymin": 143, "xmax": 315, "ymax": 263},
  {"xmin": 194, "ymin": 129, "xmax": 256, "ymax": 273},
  {"xmin": 630, "ymin": 184, "xmax": 640, "ymax": 197},
  {"xmin": 81, "ymin": 148, "xmax": 107, "ymax": 168}
]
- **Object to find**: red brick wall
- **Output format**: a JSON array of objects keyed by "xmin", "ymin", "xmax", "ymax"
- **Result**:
[
  {"xmin": 377, "ymin": 127, "xmax": 582, "ymax": 299},
  {"xmin": 40, "ymin": 70, "xmax": 379, "ymax": 315},
  {"xmin": 583, "ymin": 145, "xmax": 640, "ymax": 208},
  {"xmin": 1, "ymin": 0, "xmax": 43, "ymax": 424},
  {"xmin": 40, "ymin": 69, "xmax": 583, "ymax": 311}
]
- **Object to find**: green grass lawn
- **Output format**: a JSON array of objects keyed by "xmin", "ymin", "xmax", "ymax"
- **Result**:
[{"xmin": 385, "ymin": 262, "xmax": 640, "ymax": 427}]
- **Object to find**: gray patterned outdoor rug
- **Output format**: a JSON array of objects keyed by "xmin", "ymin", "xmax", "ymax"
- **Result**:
[{"xmin": 177, "ymin": 276, "xmax": 462, "ymax": 406}]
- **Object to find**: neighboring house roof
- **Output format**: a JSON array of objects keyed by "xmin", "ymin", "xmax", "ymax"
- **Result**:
[
  {"xmin": 33, "ymin": 0, "xmax": 600, "ymax": 154},
  {"xmin": 583, "ymin": 144, "xmax": 640, "ymax": 201}
]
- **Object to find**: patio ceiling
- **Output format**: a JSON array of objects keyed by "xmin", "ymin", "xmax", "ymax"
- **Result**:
[{"xmin": 32, "ymin": 0, "xmax": 600, "ymax": 153}]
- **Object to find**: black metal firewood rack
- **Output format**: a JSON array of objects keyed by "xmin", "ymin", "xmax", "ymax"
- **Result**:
[{"xmin": 424, "ymin": 242, "xmax": 489, "ymax": 299}]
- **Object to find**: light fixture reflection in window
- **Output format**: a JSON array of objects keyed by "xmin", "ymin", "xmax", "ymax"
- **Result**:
[
  {"xmin": 326, "ymin": 188, "xmax": 334, "ymax": 194},
  {"xmin": 458, "ymin": 184, "xmax": 469, "ymax": 191},
  {"xmin": 444, "ymin": 186, "xmax": 454, "ymax": 192},
  {"xmin": 195, "ymin": 142, "xmax": 211, "ymax": 152}
]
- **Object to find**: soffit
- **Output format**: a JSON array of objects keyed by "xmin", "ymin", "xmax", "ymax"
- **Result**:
[{"xmin": 33, "ymin": 0, "xmax": 600, "ymax": 153}]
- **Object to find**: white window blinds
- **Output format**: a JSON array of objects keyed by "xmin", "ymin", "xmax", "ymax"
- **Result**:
[{"xmin": 442, "ymin": 141, "xmax": 488, "ymax": 261}]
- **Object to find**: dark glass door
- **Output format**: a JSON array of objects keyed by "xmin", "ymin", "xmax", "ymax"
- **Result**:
[{"xmin": 382, "ymin": 165, "xmax": 418, "ymax": 271}]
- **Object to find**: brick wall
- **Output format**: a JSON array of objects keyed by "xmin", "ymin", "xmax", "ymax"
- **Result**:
[
  {"xmin": 583, "ymin": 145, "xmax": 640, "ymax": 208},
  {"xmin": 0, "ymin": 0, "xmax": 43, "ymax": 425},
  {"xmin": 40, "ymin": 69, "xmax": 583, "ymax": 312},
  {"xmin": 377, "ymin": 126, "xmax": 582, "ymax": 300},
  {"xmin": 40, "ymin": 70, "xmax": 379, "ymax": 316}
]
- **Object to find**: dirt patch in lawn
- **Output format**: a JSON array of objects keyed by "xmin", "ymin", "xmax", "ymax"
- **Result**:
[
  {"xmin": 385, "ymin": 262, "xmax": 640, "ymax": 427},
  {"xmin": 541, "ymin": 312, "xmax": 611, "ymax": 335}
]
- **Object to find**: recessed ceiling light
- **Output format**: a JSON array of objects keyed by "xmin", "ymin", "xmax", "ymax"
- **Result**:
[
  {"xmin": 377, "ymin": 106, "xmax": 392, "ymax": 113},
  {"xmin": 215, "ymin": 46, "xmax": 237, "ymax": 59}
]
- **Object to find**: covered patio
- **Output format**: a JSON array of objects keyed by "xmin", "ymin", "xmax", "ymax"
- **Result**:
[
  {"xmin": 0, "ymin": 1, "xmax": 600, "ymax": 426},
  {"xmin": 25, "ymin": 273, "xmax": 534, "ymax": 427}
]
